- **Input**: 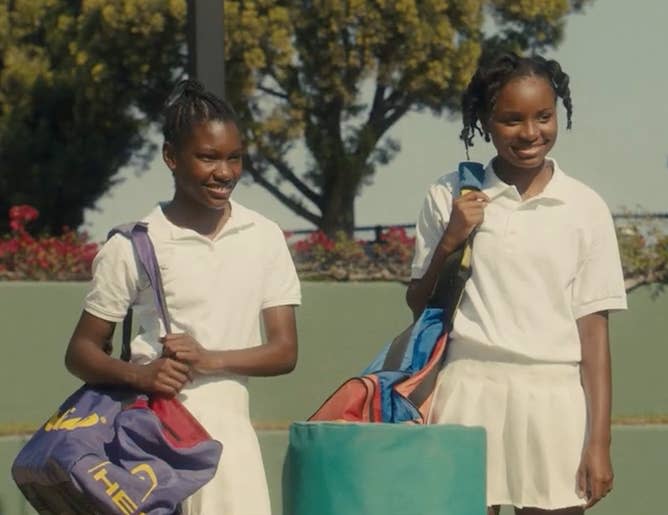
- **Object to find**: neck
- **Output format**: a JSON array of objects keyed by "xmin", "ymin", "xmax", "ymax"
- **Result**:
[
  {"xmin": 163, "ymin": 196, "xmax": 232, "ymax": 239},
  {"xmin": 493, "ymin": 157, "xmax": 554, "ymax": 199}
]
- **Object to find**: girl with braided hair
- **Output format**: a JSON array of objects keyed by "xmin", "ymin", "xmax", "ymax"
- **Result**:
[
  {"xmin": 66, "ymin": 79, "xmax": 301, "ymax": 514},
  {"xmin": 407, "ymin": 51, "xmax": 626, "ymax": 514}
]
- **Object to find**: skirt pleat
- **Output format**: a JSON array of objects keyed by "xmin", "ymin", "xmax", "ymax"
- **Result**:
[{"xmin": 427, "ymin": 343, "xmax": 587, "ymax": 510}]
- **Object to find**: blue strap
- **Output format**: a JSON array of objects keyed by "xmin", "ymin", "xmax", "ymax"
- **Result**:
[
  {"xmin": 108, "ymin": 223, "xmax": 172, "ymax": 360},
  {"xmin": 458, "ymin": 161, "xmax": 485, "ymax": 191}
]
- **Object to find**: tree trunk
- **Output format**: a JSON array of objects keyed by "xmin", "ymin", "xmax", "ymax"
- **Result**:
[{"xmin": 319, "ymin": 181, "xmax": 356, "ymax": 237}]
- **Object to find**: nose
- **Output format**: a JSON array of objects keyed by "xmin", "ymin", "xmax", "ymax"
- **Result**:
[
  {"xmin": 213, "ymin": 160, "xmax": 236, "ymax": 179},
  {"xmin": 519, "ymin": 120, "xmax": 539, "ymax": 141}
]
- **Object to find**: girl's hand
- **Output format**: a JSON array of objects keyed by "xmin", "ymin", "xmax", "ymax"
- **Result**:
[
  {"xmin": 440, "ymin": 191, "xmax": 489, "ymax": 252},
  {"xmin": 161, "ymin": 333, "xmax": 214, "ymax": 375},
  {"xmin": 576, "ymin": 442, "xmax": 614, "ymax": 508},
  {"xmin": 134, "ymin": 358, "xmax": 192, "ymax": 396}
]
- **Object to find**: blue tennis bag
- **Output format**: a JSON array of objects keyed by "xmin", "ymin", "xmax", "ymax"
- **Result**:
[
  {"xmin": 11, "ymin": 223, "xmax": 223, "ymax": 514},
  {"xmin": 12, "ymin": 387, "xmax": 221, "ymax": 514},
  {"xmin": 309, "ymin": 162, "xmax": 486, "ymax": 424}
]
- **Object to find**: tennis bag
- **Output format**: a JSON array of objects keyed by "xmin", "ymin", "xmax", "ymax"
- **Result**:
[
  {"xmin": 11, "ymin": 223, "xmax": 223, "ymax": 515},
  {"xmin": 309, "ymin": 161, "xmax": 485, "ymax": 424}
]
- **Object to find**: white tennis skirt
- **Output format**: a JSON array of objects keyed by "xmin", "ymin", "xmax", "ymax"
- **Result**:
[
  {"xmin": 178, "ymin": 377, "xmax": 271, "ymax": 515},
  {"xmin": 427, "ymin": 342, "xmax": 588, "ymax": 510}
]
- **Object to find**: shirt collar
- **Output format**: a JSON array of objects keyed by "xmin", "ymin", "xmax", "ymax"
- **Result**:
[
  {"xmin": 145, "ymin": 199, "xmax": 256, "ymax": 242},
  {"xmin": 481, "ymin": 157, "xmax": 569, "ymax": 204}
]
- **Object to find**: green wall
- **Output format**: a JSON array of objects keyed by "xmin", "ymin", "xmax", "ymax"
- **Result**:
[
  {"xmin": 0, "ymin": 282, "xmax": 666, "ymax": 514},
  {"xmin": 2, "ymin": 282, "xmax": 665, "ymax": 426}
]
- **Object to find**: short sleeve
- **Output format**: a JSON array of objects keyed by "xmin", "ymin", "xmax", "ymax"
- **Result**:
[
  {"xmin": 571, "ymin": 208, "xmax": 627, "ymax": 319},
  {"xmin": 411, "ymin": 184, "xmax": 452, "ymax": 279},
  {"xmin": 262, "ymin": 224, "xmax": 302, "ymax": 309},
  {"xmin": 83, "ymin": 234, "xmax": 142, "ymax": 322}
]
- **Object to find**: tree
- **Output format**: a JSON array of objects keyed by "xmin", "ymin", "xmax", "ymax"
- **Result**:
[
  {"xmin": 0, "ymin": 0, "xmax": 186, "ymax": 234},
  {"xmin": 223, "ymin": 0, "xmax": 593, "ymax": 235},
  {"xmin": 617, "ymin": 218, "xmax": 668, "ymax": 292}
]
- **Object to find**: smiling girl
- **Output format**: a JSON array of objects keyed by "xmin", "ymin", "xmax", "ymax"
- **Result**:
[
  {"xmin": 65, "ymin": 79, "xmax": 301, "ymax": 514},
  {"xmin": 407, "ymin": 52, "xmax": 627, "ymax": 514}
]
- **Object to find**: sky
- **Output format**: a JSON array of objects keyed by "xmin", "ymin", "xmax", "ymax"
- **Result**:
[{"xmin": 83, "ymin": 0, "xmax": 668, "ymax": 242}]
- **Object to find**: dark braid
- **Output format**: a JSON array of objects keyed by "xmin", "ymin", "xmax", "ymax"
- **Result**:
[
  {"xmin": 460, "ymin": 51, "xmax": 573, "ymax": 158},
  {"xmin": 162, "ymin": 78, "xmax": 239, "ymax": 147}
]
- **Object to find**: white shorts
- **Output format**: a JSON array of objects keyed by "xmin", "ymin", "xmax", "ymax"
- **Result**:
[
  {"xmin": 427, "ymin": 343, "xmax": 588, "ymax": 510},
  {"xmin": 179, "ymin": 377, "xmax": 271, "ymax": 515}
]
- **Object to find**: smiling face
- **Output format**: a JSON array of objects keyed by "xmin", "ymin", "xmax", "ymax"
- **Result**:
[
  {"xmin": 163, "ymin": 120, "xmax": 243, "ymax": 213},
  {"xmin": 485, "ymin": 75, "xmax": 558, "ymax": 174}
]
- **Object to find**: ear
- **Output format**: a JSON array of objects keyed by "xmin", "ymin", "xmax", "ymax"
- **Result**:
[{"xmin": 162, "ymin": 142, "xmax": 178, "ymax": 173}]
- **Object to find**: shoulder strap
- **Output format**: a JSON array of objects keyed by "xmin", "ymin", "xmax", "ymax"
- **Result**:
[
  {"xmin": 427, "ymin": 161, "xmax": 485, "ymax": 329},
  {"xmin": 107, "ymin": 223, "xmax": 172, "ymax": 361},
  {"xmin": 383, "ymin": 162, "xmax": 486, "ymax": 370},
  {"xmin": 397, "ymin": 162, "xmax": 486, "ymax": 406},
  {"xmin": 458, "ymin": 160, "xmax": 486, "ymax": 193}
]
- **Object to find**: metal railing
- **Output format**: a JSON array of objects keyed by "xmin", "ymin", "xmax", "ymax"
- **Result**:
[{"xmin": 286, "ymin": 213, "xmax": 668, "ymax": 243}]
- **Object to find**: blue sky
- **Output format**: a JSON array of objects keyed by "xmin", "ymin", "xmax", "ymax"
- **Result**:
[{"xmin": 84, "ymin": 0, "xmax": 668, "ymax": 241}]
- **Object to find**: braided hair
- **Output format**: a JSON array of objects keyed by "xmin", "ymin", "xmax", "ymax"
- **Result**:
[
  {"xmin": 460, "ymin": 52, "xmax": 573, "ymax": 158},
  {"xmin": 162, "ymin": 78, "xmax": 239, "ymax": 147}
]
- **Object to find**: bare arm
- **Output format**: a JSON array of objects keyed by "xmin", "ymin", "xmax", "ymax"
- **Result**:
[
  {"xmin": 406, "ymin": 190, "xmax": 489, "ymax": 319},
  {"xmin": 576, "ymin": 310, "xmax": 614, "ymax": 507},
  {"xmin": 65, "ymin": 311, "xmax": 191, "ymax": 396},
  {"xmin": 162, "ymin": 304, "xmax": 298, "ymax": 377},
  {"xmin": 406, "ymin": 236, "xmax": 460, "ymax": 319}
]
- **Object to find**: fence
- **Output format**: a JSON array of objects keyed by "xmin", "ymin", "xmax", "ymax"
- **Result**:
[{"xmin": 286, "ymin": 213, "xmax": 668, "ymax": 243}]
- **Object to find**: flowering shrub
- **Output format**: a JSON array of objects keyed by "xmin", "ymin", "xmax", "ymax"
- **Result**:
[
  {"xmin": 0, "ymin": 205, "xmax": 98, "ymax": 280},
  {"xmin": 1, "ymin": 203, "xmax": 667, "ymax": 289},
  {"xmin": 616, "ymin": 220, "xmax": 668, "ymax": 291},
  {"xmin": 288, "ymin": 222, "xmax": 668, "ymax": 289},
  {"xmin": 288, "ymin": 227, "xmax": 415, "ymax": 281}
]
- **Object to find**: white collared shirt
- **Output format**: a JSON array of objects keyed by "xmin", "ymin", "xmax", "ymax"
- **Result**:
[
  {"xmin": 84, "ymin": 200, "xmax": 302, "ymax": 365},
  {"xmin": 411, "ymin": 158, "xmax": 627, "ymax": 363}
]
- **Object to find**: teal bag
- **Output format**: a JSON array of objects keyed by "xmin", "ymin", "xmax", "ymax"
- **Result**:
[{"xmin": 284, "ymin": 422, "xmax": 486, "ymax": 515}]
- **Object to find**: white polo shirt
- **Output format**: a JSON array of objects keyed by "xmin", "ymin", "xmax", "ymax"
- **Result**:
[
  {"xmin": 411, "ymin": 158, "xmax": 627, "ymax": 363},
  {"xmin": 84, "ymin": 200, "xmax": 302, "ymax": 367}
]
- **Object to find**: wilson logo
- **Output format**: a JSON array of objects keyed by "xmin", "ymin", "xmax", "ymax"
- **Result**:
[{"xmin": 43, "ymin": 407, "xmax": 106, "ymax": 431}]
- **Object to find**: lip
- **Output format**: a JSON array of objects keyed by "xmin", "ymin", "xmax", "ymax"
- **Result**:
[
  {"xmin": 512, "ymin": 144, "xmax": 545, "ymax": 159},
  {"xmin": 204, "ymin": 182, "xmax": 235, "ymax": 199}
]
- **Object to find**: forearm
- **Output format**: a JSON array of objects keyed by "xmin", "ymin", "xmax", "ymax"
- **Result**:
[
  {"xmin": 65, "ymin": 338, "xmax": 143, "ymax": 388},
  {"xmin": 163, "ymin": 306, "xmax": 298, "ymax": 378},
  {"xmin": 200, "ymin": 342, "xmax": 297, "ymax": 377},
  {"xmin": 579, "ymin": 312, "xmax": 612, "ymax": 447},
  {"xmin": 65, "ymin": 311, "xmax": 144, "ymax": 389},
  {"xmin": 406, "ymin": 233, "xmax": 460, "ymax": 318}
]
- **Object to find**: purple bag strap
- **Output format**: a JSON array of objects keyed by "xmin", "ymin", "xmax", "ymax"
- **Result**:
[{"xmin": 107, "ymin": 222, "xmax": 172, "ymax": 361}]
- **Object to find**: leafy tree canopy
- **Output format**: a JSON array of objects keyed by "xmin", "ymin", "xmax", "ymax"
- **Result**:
[
  {"xmin": 0, "ymin": 0, "xmax": 186, "ymax": 234},
  {"xmin": 223, "ymin": 0, "xmax": 593, "ymax": 235},
  {"xmin": 0, "ymin": 1, "xmax": 593, "ymax": 236}
]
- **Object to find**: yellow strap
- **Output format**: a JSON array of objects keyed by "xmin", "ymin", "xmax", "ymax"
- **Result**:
[{"xmin": 458, "ymin": 186, "xmax": 477, "ymax": 269}]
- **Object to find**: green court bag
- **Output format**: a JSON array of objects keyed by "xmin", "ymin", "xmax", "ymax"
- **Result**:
[{"xmin": 284, "ymin": 422, "xmax": 486, "ymax": 515}]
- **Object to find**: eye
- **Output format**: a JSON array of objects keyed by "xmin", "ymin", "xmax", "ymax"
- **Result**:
[
  {"xmin": 227, "ymin": 153, "xmax": 242, "ymax": 162},
  {"xmin": 537, "ymin": 111, "xmax": 553, "ymax": 122}
]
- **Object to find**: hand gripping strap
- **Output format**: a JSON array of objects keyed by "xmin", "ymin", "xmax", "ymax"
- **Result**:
[
  {"xmin": 387, "ymin": 162, "xmax": 486, "ymax": 369},
  {"xmin": 427, "ymin": 161, "xmax": 485, "ymax": 329}
]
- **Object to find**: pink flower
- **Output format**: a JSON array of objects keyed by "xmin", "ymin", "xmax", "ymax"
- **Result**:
[
  {"xmin": 9, "ymin": 205, "xmax": 39, "ymax": 224},
  {"xmin": 2, "ymin": 204, "xmax": 100, "ymax": 280}
]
